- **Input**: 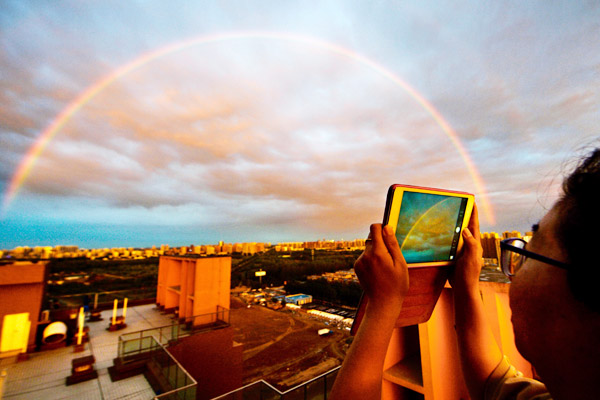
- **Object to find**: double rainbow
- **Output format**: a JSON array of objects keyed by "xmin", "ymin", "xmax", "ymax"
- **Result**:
[{"xmin": 2, "ymin": 31, "xmax": 495, "ymax": 224}]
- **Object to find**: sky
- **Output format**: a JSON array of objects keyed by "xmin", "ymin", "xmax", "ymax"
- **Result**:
[{"xmin": 1, "ymin": 1, "xmax": 599, "ymax": 249}]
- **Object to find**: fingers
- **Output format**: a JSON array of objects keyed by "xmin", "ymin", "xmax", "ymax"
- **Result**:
[
  {"xmin": 365, "ymin": 223, "xmax": 405, "ymax": 261},
  {"xmin": 382, "ymin": 225, "xmax": 405, "ymax": 266},
  {"xmin": 368, "ymin": 223, "xmax": 381, "ymax": 244},
  {"xmin": 356, "ymin": 224, "xmax": 389, "ymax": 274},
  {"xmin": 463, "ymin": 225, "xmax": 482, "ymax": 247},
  {"xmin": 462, "ymin": 225, "xmax": 483, "ymax": 263},
  {"xmin": 365, "ymin": 231, "xmax": 373, "ymax": 248},
  {"xmin": 462, "ymin": 227, "xmax": 476, "ymax": 248},
  {"xmin": 468, "ymin": 203, "xmax": 481, "ymax": 241},
  {"xmin": 356, "ymin": 224, "xmax": 409, "ymax": 310}
]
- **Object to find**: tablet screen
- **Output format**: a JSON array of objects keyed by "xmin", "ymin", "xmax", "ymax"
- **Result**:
[{"xmin": 394, "ymin": 191, "xmax": 469, "ymax": 263}]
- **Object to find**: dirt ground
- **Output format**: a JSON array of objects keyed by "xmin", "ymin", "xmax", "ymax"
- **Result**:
[{"xmin": 230, "ymin": 296, "xmax": 351, "ymax": 391}]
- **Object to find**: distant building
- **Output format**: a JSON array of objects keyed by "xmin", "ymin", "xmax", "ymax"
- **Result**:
[
  {"xmin": 242, "ymin": 243, "xmax": 264, "ymax": 255},
  {"xmin": 481, "ymin": 231, "xmax": 531, "ymax": 262},
  {"xmin": 308, "ymin": 310, "xmax": 344, "ymax": 323},
  {"xmin": 285, "ymin": 294, "xmax": 313, "ymax": 305},
  {"xmin": 221, "ymin": 243, "xmax": 233, "ymax": 254},
  {"xmin": 503, "ymin": 230, "xmax": 522, "ymax": 239},
  {"xmin": 308, "ymin": 269, "xmax": 359, "ymax": 284},
  {"xmin": 481, "ymin": 232, "xmax": 501, "ymax": 260},
  {"xmin": 276, "ymin": 242, "xmax": 304, "ymax": 252}
]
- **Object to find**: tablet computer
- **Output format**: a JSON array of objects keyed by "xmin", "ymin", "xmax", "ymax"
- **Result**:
[
  {"xmin": 351, "ymin": 185, "xmax": 474, "ymax": 333},
  {"xmin": 383, "ymin": 184, "xmax": 474, "ymax": 266}
]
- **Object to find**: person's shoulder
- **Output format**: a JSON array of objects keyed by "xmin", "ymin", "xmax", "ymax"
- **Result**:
[{"xmin": 485, "ymin": 356, "xmax": 551, "ymax": 400}]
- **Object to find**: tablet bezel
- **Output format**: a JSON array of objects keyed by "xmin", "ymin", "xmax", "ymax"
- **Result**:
[{"xmin": 383, "ymin": 184, "xmax": 474, "ymax": 267}]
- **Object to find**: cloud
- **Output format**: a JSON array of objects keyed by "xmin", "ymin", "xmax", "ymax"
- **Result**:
[
  {"xmin": 2, "ymin": 1, "xmax": 599, "ymax": 247},
  {"xmin": 20, "ymin": 38, "xmax": 473, "ymax": 216}
]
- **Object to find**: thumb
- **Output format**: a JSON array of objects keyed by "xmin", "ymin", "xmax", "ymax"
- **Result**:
[
  {"xmin": 462, "ymin": 228, "xmax": 474, "ymax": 244},
  {"xmin": 462, "ymin": 228, "xmax": 481, "ymax": 254}
]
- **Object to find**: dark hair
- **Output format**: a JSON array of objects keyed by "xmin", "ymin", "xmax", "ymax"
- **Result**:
[{"xmin": 556, "ymin": 148, "xmax": 600, "ymax": 311}]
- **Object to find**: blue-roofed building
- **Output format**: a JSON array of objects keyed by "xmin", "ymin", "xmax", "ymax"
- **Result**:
[{"xmin": 284, "ymin": 294, "xmax": 313, "ymax": 305}]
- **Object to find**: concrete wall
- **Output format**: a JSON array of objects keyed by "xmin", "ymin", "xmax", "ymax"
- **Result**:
[
  {"xmin": 0, "ymin": 262, "xmax": 48, "ymax": 353},
  {"xmin": 156, "ymin": 256, "xmax": 231, "ymax": 325},
  {"xmin": 381, "ymin": 281, "xmax": 533, "ymax": 400},
  {"xmin": 167, "ymin": 326, "xmax": 243, "ymax": 400}
]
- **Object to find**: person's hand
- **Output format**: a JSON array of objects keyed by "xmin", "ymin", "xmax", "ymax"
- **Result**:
[
  {"xmin": 449, "ymin": 203, "xmax": 483, "ymax": 295},
  {"xmin": 329, "ymin": 224, "xmax": 409, "ymax": 400},
  {"xmin": 354, "ymin": 224, "xmax": 409, "ymax": 318}
]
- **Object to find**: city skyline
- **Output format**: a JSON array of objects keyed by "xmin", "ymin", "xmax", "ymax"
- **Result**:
[
  {"xmin": 0, "ymin": 229, "xmax": 526, "ymax": 256},
  {"xmin": 1, "ymin": 2, "xmax": 599, "ymax": 249}
]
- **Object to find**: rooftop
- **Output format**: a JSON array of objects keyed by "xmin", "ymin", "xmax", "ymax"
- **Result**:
[{"xmin": 1, "ymin": 304, "xmax": 175, "ymax": 400}]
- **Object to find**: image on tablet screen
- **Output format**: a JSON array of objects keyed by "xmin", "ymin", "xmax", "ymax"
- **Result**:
[{"xmin": 394, "ymin": 191, "xmax": 468, "ymax": 263}]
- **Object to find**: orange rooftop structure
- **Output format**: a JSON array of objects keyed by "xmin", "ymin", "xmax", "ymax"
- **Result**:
[
  {"xmin": 156, "ymin": 255, "xmax": 231, "ymax": 326},
  {"xmin": 0, "ymin": 261, "xmax": 48, "ymax": 357}
]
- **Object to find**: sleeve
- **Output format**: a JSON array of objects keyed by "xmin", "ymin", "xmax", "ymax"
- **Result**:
[{"xmin": 484, "ymin": 356, "xmax": 552, "ymax": 400}]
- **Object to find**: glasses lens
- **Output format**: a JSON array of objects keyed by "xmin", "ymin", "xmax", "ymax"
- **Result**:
[{"xmin": 501, "ymin": 239, "xmax": 526, "ymax": 276}]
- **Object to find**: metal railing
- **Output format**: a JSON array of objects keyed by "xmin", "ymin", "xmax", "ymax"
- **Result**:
[
  {"xmin": 125, "ymin": 335, "xmax": 197, "ymax": 400},
  {"xmin": 118, "ymin": 307, "xmax": 230, "ymax": 359},
  {"xmin": 111, "ymin": 308, "xmax": 233, "ymax": 399},
  {"xmin": 211, "ymin": 366, "xmax": 340, "ymax": 400},
  {"xmin": 115, "ymin": 305, "xmax": 338, "ymax": 399},
  {"xmin": 51, "ymin": 288, "xmax": 157, "ymax": 308}
]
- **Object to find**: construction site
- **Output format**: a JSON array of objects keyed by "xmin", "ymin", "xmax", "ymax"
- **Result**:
[{"xmin": 230, "ymin": 295, "xmax": 350, "ymax": 390}]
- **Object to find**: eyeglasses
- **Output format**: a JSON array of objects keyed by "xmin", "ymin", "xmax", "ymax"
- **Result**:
[{"xmin": 499, "ymin": 238, "xmax": 569, "ymax": 278}]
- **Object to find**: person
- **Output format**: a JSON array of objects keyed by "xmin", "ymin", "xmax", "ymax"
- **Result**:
[
  {"xmin": 330, "ymin": 148, "xmax": 600, "ymax": 400},
  {"xmin": 83, "ymin": 294, "xmax": 91, "ymax": 314}
]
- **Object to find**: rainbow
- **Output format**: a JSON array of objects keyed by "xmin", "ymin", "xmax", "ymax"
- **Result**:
[{"xmin": 2, "ymin": 31, "xmax": 495, "ymax": 224}]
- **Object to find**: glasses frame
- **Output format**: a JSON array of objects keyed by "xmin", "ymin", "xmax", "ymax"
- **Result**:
[{"xmin": 499, "ymin": 238, "xmax": 570, "ymax": 277}]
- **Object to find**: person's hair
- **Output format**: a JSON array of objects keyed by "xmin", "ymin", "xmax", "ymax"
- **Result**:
[{"xmin": 556, "ymin": 148, "xmax": 600, "ymax": 311}]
